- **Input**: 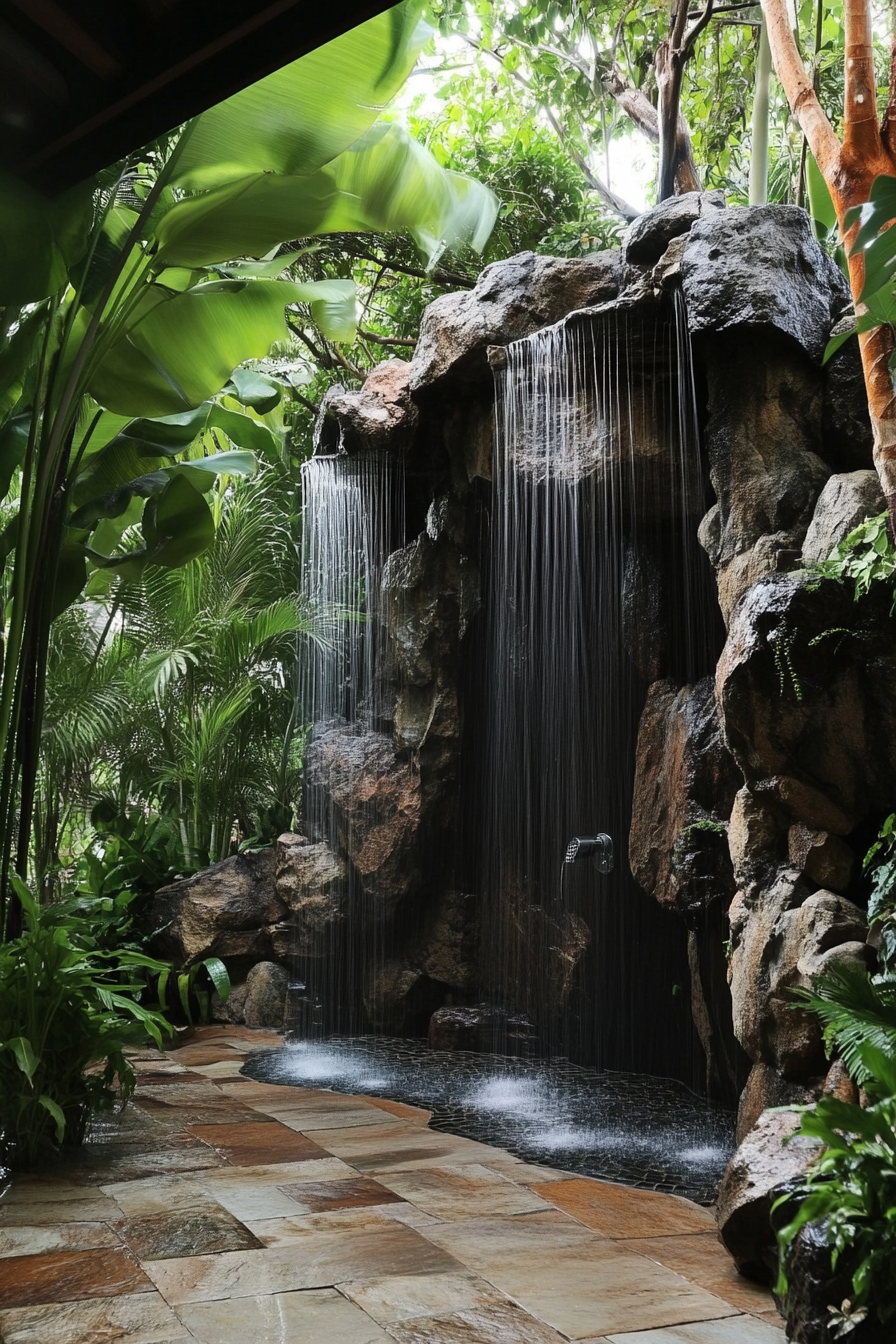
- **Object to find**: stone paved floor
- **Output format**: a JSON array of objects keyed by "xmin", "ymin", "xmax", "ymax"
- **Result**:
[{"xmin": 0, "ymin": 1027, "xmax": 784, "ymax": 1344}]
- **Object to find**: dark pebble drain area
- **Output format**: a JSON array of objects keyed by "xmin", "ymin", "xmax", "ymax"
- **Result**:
[{"xmin": 242, "ymin": 1036, "xmax": 735, "ymax": 1205}]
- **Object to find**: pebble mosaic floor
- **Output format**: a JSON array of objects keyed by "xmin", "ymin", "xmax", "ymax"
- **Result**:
[
  {"xmin": 0, "ymin": 1026, "xmax": 782, "ymax": 1344},
  {"xmin": 243, "ymin": 1036, "xmax": 736, "ymax": 1205}
]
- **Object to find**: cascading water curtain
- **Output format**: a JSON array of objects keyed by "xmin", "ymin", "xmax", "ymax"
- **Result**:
[
  {"xmin": 483, "ymin": 301, "xmax": 719, "ymax": 1084},
  {"xmin": 295, "ymin": 452, "xmax": 400, "ymax": 1035}
]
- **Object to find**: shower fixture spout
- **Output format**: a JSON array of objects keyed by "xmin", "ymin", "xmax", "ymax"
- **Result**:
[{"xmin": 564, "ymin": 834, "xmax": 614, "ymax": 874}]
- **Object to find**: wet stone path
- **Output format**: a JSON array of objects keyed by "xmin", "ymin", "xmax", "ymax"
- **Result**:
[{"xmin": 0, "ymin": 1026, "xmax": 783, "ymax": 1344}]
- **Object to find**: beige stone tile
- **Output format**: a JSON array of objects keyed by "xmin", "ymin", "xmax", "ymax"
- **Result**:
[
  {"xmin": 342, "ymin": 1270, "xmax": 509, "ymax": 1325},
  {"xmin": 601, "ymin": 1316, "xmax": 788, "ymax": 1343},
  {"xmin": 359, "ymin": 1097, "xmax": 432, "ymax": 1126},
  {"xmin": 384, "ymin": 1301, "xmax": 569, "ymax": 1343},
  {"xmin": 0, "ymin": 1289, "xmax": 190, "ymax": 1343},
  {"xmin": 462, "ymin": 1241, "xmax": 738, "ymax": 1340},
  {"xmin": 533, "ymin": 1178, "xmax": 715, "ymax": 1240},
  {"xmin": 145, "ymin": 1226, "xmax": 462, "ymax": 1304},
  {"xmin": 307, "ymin": 1125, "xmax": 515, "ymax": 1172},
  {"xmin": 266, "ymin": 1108, "xmax": 396, "ymax": 1132},
  {"xmin": 189, "ymin": 1062, "xmax": 252, "ymax": 1079},
  {"xmin": 247, "ymin": 1209, "xmax": 400, "ymax": 1245},
  {"xmin": 1, "ymin": 1179, "xmax": 110, "ymax": 1205},
  {"xmin": 615, "ymin": 1233, "xmax": 775, "ymax": 1314},
  {"xmin": 377, "ymin": 1165, "xmax": 551, "ymax": 1221},
  {"xmin": 202, "ymin": 1159, "xmax": 360, "ymax": 1222},
  {"xmin": 420, "ymin": 1210, "xmax": 602, "ymax": 1262},
  {"xmin": 176, "ymin": 1287, "xmax": 391, "ymax": 1343},
  {"xmin": 103, "ymin": 1174, "xmax": 223, "ymax": 1217},
  {"xmin": 379, "ymin": 1203, "xmax": 443, "ymax": 1230},
  {"xmin": 0, "ymin": 1195, "xmax": 124, "ymax": 1226},
  {"xmin": 0, "ymin": 1222, "xmax": 120, "ymax": 1258},
  {"xmin": 483, "ymin": 1161, "xmax": 575, "ymax": 1186}
]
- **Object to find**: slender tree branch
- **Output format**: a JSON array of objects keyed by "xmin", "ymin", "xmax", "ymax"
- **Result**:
[
  {"xmin": 759, "ymin": 0, "xmax": 841, "ymax": 177},
  {"xmin": 358, "ymin": 329, "xmax": 416, "ymax": 348},
  {"xmin": 683, "ymin": 0, "xmax": 717, "ymax": 57}
]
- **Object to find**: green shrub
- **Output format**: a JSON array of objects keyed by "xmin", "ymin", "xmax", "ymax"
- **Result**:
[
  {"xmin": 0, "ymin": 876, "xmax": 172, "ymax": 1168},
  {"xmin": 812, "ymin": 512, "xmax": 896, "ymax": 605}
]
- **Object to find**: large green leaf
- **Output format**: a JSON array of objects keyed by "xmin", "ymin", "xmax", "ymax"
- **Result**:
[
  {"xmin": 51, "ymin": 540, "xmax": 89, "ymax": 619},
  {"xmin": 141, "ymin": 474, "xmax": 215, "ymax": 567},
  {"xmin": 225, "ymin": 368, "xmax": 282, "ymax": 412},
  {"xmin": 87, "ymin": 280, "xmax": 307, "ymax": 417},
  {"xmin": 207, "ymin": 405, "xmax": 278, "ymax": 456},
  {"xmin": 846, "ymin": 175, "xmax": 896, "ymax": 300},
  {"xmin": 154, "ymin": 125, "xmax": 497, "ymax": 271},
  {"xmin": 0, "ymin": 174, "xmax": 67, "ymax": 305},
  {"xmin": 0, "ymin": 414, "xmax": 30, "ymax": 501},
  {"xmin": 170, "ymin": 2, "xmax": 429, "ymax": 190}
]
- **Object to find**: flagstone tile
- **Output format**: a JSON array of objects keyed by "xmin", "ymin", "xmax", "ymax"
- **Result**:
[
  {"xmin": 383, "ymin": 1301, "xmax": 570, "ymax": 1343},
  {"xmin": 0, "ymin": 1289, "xmax": 191, "ymax": 1343},
  {"xmin": 57, "ymin": 1144, "xmax": 228, "ymax": 1186},
  {"xmin": 0, "ymin": 1222, "xmax": 121, "ymax": 1258},
  {"xmin": 361, "ymin": 1097, "xmax": 432, "ymax": 1125},
  {"xmin": 483, "ymin": 1161, "xmax": 575, "ymax": 1186},
  {"xmin": 615, "ymin": 1233, "xmax": 775, "ymax": 1314},
  {"xmin": 531, "ymin": 1178, "xmax": 716, "ymax": 1239},
  {"xmin": 276, "ymin": 1176, "xmax": 405, "ymax": 1214},
  {"xmin": 103, "ymin": 1174, "xmax": 224, "ymax": 1217},
  {"xmin": 115, "ymin": 1207, "xmax": 263, "ymax": 1259},
  {"xmin": 342, "ymin": 1270, "xmax": 510, "ymax": 1324},
  {"xmin": 145, "ymin": 1226, "xmax": 462, "ymax": 1303},
  {"xmin": 246, "ymin": 1208, "xmax": 401, "ymax": 1245},
  {"xmin": 378, "ymin": 1202, "xmax": 444, "ymax": 1229},
  {"xmin": 600, "ymin": 1315, "xmax": 788, "ymax": 1343},
  {"xmin": 377, "ymin": 1165, "xmax": 550, "ymax": 1221},
  {"xmin": 266, "ymin": 1108, "xmax": 397, "ymax": 1131},
  {"xmin": 0, "ymin": 1246, "xmax": 154, "ymax": 1308},
  {"xmin": 135, "ymin": 1070, "xmax": 211, "ymax": 1085},
  {"xmin": 429, "ymin": 1238, "xmax": 737, "ymax": 1340},
  {"xmin": 189, "ymin": 1119, "xmax": 329, "ymax": 1165},
  {"xmin": 165, "ymin": 1046, "xmax": 244, "ymax": 1067},
  {"xmin": 420, "ymin": 1210, "xmax": 603, "ymax": 1262},
  {"xmin": 307, "ymin": 1125, "xmax": 516, "ymax": 1172},
  {"xmin": 0, "ymin": 1194, "xmax": 124, "ymax": 1226},
  {"xmin": 175, "ymin": 1286, "xmax": 391, "ymax": 1343}
]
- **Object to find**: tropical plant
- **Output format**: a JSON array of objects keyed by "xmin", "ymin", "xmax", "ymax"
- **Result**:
[
  {"xmin": 0, "ymin": 0, "xmax": 497, "ymax": 936},
  {"xmin": 158, "ymin": 956, "xmax": 231, "ymax": 1029},
  {"xmin": 811, "ymin": 513, "xmax": 896, "ymax": 607},
  {"xmin": 774, "ymin": 1036, "xmax": 896, "ymax": 1337},
  {"xmin": 0, "ymin": 875, "xmax": 171, "ymax": 1167}
]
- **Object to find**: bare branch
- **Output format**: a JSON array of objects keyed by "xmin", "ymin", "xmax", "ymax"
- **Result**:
[
  {"xmin": 683, "ymin": 0, "xmax": 716, "ymax": 58},
  {"xmin": 358, "ymin": 329, "xmax": 416, "ymax": 348}
]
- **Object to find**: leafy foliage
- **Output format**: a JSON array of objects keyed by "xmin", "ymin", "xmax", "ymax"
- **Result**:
[
  {"xmin": 792, "ymin": 964, "xmax": 896, "ymax": 1088},
  {"xmin": 0, "ymin": 875, "xmax": 171, "ymax": 1167},
  {"xmin": 774, "ymin": 1039, "xmax": 896, "ymax": 1336},
  {"xmin": 809, "ymin": 512, "xmax": 896, "ymax": 605}
]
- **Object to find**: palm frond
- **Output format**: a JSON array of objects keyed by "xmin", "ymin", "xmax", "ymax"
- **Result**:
[{"xmin": 793, "ymin": 963, "xmax": 896, "ymax": 1084}]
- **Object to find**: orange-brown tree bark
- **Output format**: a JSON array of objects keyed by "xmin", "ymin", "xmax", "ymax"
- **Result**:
[{"xmin": 762, "ymin": 0, "xmax": 896, "ymax": 521}]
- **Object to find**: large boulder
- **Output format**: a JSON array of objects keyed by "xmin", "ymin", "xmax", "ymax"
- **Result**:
[
  {"xmin": 313, "ymin": 359, "xmax": 417, "ymax": 456},
  {"xmin": 682, "ymin": 206, "xmax": 850, "ymax": 364},
  {"xmin": 303, "ymin": 722, "xmax": 422, "ymax": 919},
  {"xmin": 409, "ymin": 250, "xmax": 621, "ymax": 397},
  {"xmin": 717, "ymin": 1106, "xmax": 819, "ymax": 1283},
  {"xmin": 696, "ymin": 334, "xmax": 830, "ymax": 623},
  {"xmin": 274, "ymin": 832, "xmax": 347, "ymax": 958},
  {"xmin": 801, "ymin": 469, "xmax": 885, "ymax": 563},
  {"xmin": 151, "ymin": 850, "xmax": 283, "ymax": 964},
  {"xmin": 630, "ymin": 677, "xmax": 741, "ymax": 915},
  {"xmin": 242, "ymin": 961, "xmax": 289, "ymax": 1029},
  {"xmin": 622, "ymin": 190, "xmax": 726, "ymax": 267},
  {"xmin": 736, "ymin": 1061, "xmax": 815, "ymax": 1145},
  {"xmin": 728, "ymin": 878, "xmax": 872, "ymax": 1077},
  {"xmin": 716, "ymin": 573, "xmax": 896, "ymax": 832}
]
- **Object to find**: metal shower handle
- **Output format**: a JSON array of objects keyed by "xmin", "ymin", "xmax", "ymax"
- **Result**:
[{"xmin": 564, "ymin": 834, "xmax": 614, "ymax": 874}]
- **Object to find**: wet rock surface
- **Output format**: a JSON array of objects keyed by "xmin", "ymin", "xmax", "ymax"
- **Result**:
[
  {"xmin": 630, "ymin": 677, "xmax": 740, "ymax": 915},
  {"xmin": 801, "ymin": 469, "xmax": 884, "ymax": 563},
  {"xmin": 779, "ymin": 1221, "xmax": 892, "ymax": 1343},
  {"xmin": 303, "ymin": 721, "xmax": 422, "ymax": 919},
  {"xmin": 313, "ymin": 359, "xmax": 417, "ymax": 456},
  {"xmin": 717, "ymin": 1106, "xmax": 819, "ymax": 1282},
  {"xmin": 151, "ymin": 850, "xmax": 282, "ymax": 965},
  {"xmin": 623, "ymin": 190, "xmax": 726, "ymax": 267},
  {"xmin": 428, "ymin": 1004, "xmax": 538, "ymax": 1054},
  {"xmin": 716, "ymin": 573, "xmax": 896, "ymax": 831},
  {"xmin": 242, "ymin": 960, "xmax": 289, "ymax": 1029},
  {"xmin": 409, "ymin": 250, "xmax": 621, "ymax": 396},
  {"xmin": 735, "ymin": 1061, "xmax": 815, "ymax": 1145},
  {"xmin": 682, "ymin": 205, "xmax": 850, "ymax": 363}
]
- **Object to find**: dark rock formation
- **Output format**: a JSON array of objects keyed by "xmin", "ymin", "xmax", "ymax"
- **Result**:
[
  {"xmin": 314, "ymin": 359, "xmax": 417, "ymax": 456},
  {"xmin": 717, "ymin": 573, "xmax": 896, "ymax": 831},
  {"xmin": 717, "ymin": 1107, "xmax": 819, "ymax": 1282},
  {"xmin": 736, "ymin": 1062, "xmax": 815, "ymax": 1145},
  {"xmin": 630, "ymin": 677, "xmax": 740, "ymax": 915},
  {"xmin": 728, "ymin": 878, "xmax": 871, "ymax": 1078},
  {"xmin": 428, "ymin": 1004, "xmax": 538, "ymax": 1053},
  {"xmin": 623, "ymin": 190, "xmax": 726, "ymax": 267},
  {"xmin": 151, "ymin": 850, "xmax": 282, "ymax": 965},
  {"xmin": 243, "ymin": 961, "xmax": 289, "ymax": 1029},
  {"xmin": 778, "ymin": 1221, "xmax": 892, "ymax": 1343},
  {"xmin": 801, "ymin": 469, "xmax": 884, "ymax": 564},
  {"xmin": 696, "ymin": 334, "xmax": 830, "ymax": 623},
  {"xmin": 409, "ymin": 249, "xmax": 621, "ymax": 397},
  {"xmin": 681, "ymin": 206, "xmax": 850, "ymax": 364},
  {"xmin": 303, "ymin": 722, "xmax": 422, "ymax": 920}
]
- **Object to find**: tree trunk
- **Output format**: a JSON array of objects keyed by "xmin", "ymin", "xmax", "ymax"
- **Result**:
[
  {"xmin": 762, "ymin": 0, "xmax": 896, "ymax": 526},
  {"xmin": 749, "ymin": 12, "xmax": 772, "ymax": 205}
]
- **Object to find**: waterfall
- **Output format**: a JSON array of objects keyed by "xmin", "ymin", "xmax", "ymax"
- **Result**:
[
  {"xmin": 294, "ymin": 452, "xmax": 402, "ymax": 1034},
  {"xmin": 480, "ymin": 298, "xmax": 719, "ymax": 1080}
]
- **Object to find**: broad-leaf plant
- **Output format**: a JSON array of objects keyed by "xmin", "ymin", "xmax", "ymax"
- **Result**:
[{"xmin": 0, "ymin": 0, "xmax": 497, "ymax": 935}]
